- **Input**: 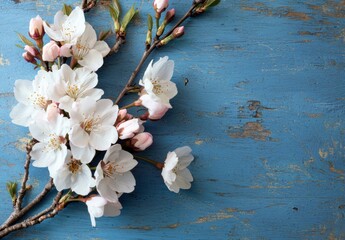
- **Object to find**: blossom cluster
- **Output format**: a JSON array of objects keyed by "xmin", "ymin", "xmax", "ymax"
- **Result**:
[{"xmin": 11, "ymin": 3, "xmax": 195, "ymax": 227}]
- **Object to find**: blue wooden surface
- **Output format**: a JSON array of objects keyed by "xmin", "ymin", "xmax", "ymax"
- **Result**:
[{"xmin": 1, "ymin": 0, "xmax": 345, "ymax": 239}]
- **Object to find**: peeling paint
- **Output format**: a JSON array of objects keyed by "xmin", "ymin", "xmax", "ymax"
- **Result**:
[
  {"xmin": 15, "ymin": 137, "xmax": 31, "ymax": 152},
  {"xmin": 119, "ymin": 225, "xmax": 152, "ymax": 231},
  {"xmin": 194, "ymin": 209, "xmax": 234, "ymax": 224},
  {"xmin": 0, "ymin": 54, "xmax": 10, "ymax": 66},
  {"xmin": 328, "ymin": 162, "xmax": 344, "ymax": 175},
  {"xmin": 319, "ymin": 148, "xmax": 329, "ymax": 159},
  {"xmin": 228, "ymin": 122, "xmax": 271, "ymax": 141},
  {"xmin": 284, "ymin": 11, "xmax": 311, "ymax": 21},
  {"xmin": 160, "ymin": 223, "xmax": 180, "ymax": 229}
]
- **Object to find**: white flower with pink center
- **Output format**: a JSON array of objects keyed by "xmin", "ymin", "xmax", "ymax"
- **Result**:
[
  {"xmin": 52, "ymin": 150, "xmax": 94, "ymax": 196},
  {"xmin": 43, "ymin": 6, "xmax": 85, "ymax": 44},
  {"xmin": 95, "ymin": 144, "xmax": 138, "ymax": 202},
  {"xmin": 69, "ymin": 97, "xmax": 118, "ymax": 153},
  {"xmin": 10, "ymin": 70, "xmax": 54, "ymax": 127},
  {"xmin": 161, "ymin": 146, "xmax": 194, "ymax": 193},
  {"xmin": 49, "ymin": 64, "xmax": 103, "ymax": 112},
  {"xmin": 29, "ymin": 114, "xmax": 70, "ymax": 176},
  {"xmin": 139, "ymin": 56, "xmax": 177, "ymax": 107}
]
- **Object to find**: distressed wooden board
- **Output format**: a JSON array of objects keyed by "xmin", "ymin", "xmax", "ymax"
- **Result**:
[{"xmin": 1, "ymin": 0, "xmax": 345, "ymax": 239}]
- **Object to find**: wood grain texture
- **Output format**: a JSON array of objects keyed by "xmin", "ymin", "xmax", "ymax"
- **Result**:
[{"xmin": 0, "ymin": 0, "xmax": 345, "ymax": 239}]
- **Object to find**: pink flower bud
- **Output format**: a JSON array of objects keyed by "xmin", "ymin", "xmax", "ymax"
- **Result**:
[
  {"xmin": 130, "ymin": 132, "xmax": 153, "ymax": 151},
  {"xmin": 117, "ymin": 118, "xmax": 145, "ymax": 140},
  {"xmin": 46, "ymin": 102, "xmax": 60, "ymax": 122},
  {"xmin": 172, "ymin": 26, "xmax": 184, "ymax": 38},
  {"xmin": 165, "ymin": 8, "xmax": 175, "ymax": 23},
  {"xmin": 42, "ymin": 41, "xmax": 60, "ymax": 62},
  {"xmin": 24, "ymin": 45, "xmax": 40, "ymax": 58},
  {"xmin": 29, "ymin": 15, "xmax": 44, "ymax": 40},
  {"xmin": 22, "ymin": 52, "xmax": 37, "ymax": 64},
  {"xmin": 60, "ymin": 44, "xmax": 72, "ymax": 58},
  {"xmin": 153, "ymin": 0, "xmax": 169, "ymax": 14},
  {"xmin": 116, "ymin": 109, "xmax": 134, "ymax": 124}
]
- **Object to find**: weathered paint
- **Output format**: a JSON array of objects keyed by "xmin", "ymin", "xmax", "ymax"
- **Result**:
[{"xmin": 1, "ymin": 0, "xmax": 345, "ymax": 239}]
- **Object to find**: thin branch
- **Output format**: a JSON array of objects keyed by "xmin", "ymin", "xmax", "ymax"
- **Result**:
[
  {"xmin": 0, "ymin": 192, "xmax": 63, "ymax": 239},
  {"xmin": 14, "ymin": 140, "xmax": 35, "ymax": 211},
  {"xmin": 82, "ymin": 0, "xmax": 98, "ymax": 12},
  {"xmin": 110, "ymin": 37, "xmax": 125, "ymax": 55},
  {"xmin": 0, "ymin": 179, "xmax": 54, "ymax": 231},
  {"xmin": 114, "ymin": 3, "xmax": 197, "ymax": 105}
]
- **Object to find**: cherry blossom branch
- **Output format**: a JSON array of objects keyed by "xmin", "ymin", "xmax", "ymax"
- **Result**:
[
  {"xmin": 0, "ymin": 178, "xmax": 54, "ymax": 231},
  {"xmin": 114, "ymin": 3, "xmax": 197, "ymax": 105},
  {"xmin": 0, "ymin": 192, "xmax": 63, "ymax": 238},
  {"xmin": 15, "ymin": 139, "xmax": 35, "ymax": 210},
  {"xmin": 110, "ymin": 36, "xmax": 125, "ymax": 54},
  {"xmin": 134, "ymin": 155, "xmax": 164, "ymax": 169}
]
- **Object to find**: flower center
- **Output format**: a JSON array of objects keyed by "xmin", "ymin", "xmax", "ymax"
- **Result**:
[
  {"xmin": 101, "ymin": 161, "xmax": 116, "ymax": 178},
  {"xmin": 47, "ymin": 134, "xmax": 66, "ymax": 150},
  {"xmin": 62, "ymin": 22, "xmax": 77, "ymax": 43},
  {"xmin": 66, "ymin": 84, "xmax": 79, "ymax": 99},
  {"xmin": 152, "ymin": 81, "xmax": 163, "ymax": 95},
  {"xmin": 30, "ymin": 92, "xmax": 48, "ymax": 109},
  {"xmin": 80, "ymin": 114, "xmax": 101, "ymax": 134},
  {"xmin": 68, "ymin": 158, "xmax": 82, "ymax": 174},
  {"xmin": 75, "ymin": 42, "xmax": 90, "ymax": 59}
]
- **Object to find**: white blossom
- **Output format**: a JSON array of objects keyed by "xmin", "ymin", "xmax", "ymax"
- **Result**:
[
  {"xmin": 29, "ymin": 114, "xmax": 70, "ymax": 176},
  {"xmin": 86, "ymin": 195, "xmax": 122, "ymax": 227},
  {"xmin": 43, "ymin": 6, "xmax": 85, "ymax": 45},
  {"xmin": 161, "ymin": 146, "xmax": 194, "ymax": 193},
  {"xmin": 72, "ymin": 23, "xmax": 110, "ymax": 71},
  {"xmin": 69, "ymin": 97, "xmax": 118, "ymax": 152},
  {"xmin": 95, "ymin": 144, "xmax": 138, "ymax": 202},
  {"xmin": 139, "ymin": 56, "xmax": 177, "ymax": 107},
  {"xmin": 52, "ymin": 150, "xmax": 94, "ymax": 196},
  {"xmin": 10, "ymin": 70, "xmax": 54, "ymax": 127},
  {"xmin": 49, "ymin": 64, "xmax": 103, "ymax": 112},
  {"xmin": 139, "ymin": 94, "xmax": 170, "ymax": 120}
]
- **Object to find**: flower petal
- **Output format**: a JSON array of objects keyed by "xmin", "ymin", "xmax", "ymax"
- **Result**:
[
  {"xmin": 14, "ymin": 80, "xmax": 33, "ymax": 103},
  {"xmin": 78, "ymin": 49, "xmax": 103, "ymax": 71},
  {"xmin": 70, "ymin": 125, "xmax": 89, "ymax": 147},
  {"xmin": 93, "ymin": 41, "xmax": 111, "ymax": 57},
  {"xmin": 70, "ymin": 142, "xmax": 95, "ymax": 164},
  {"xmin": 113, "ymin": 172, "xmax": 136, "ymax": 193},
  {"xmin": 89, "ymin": 126, "xmax": 117, "ymax": 151}
]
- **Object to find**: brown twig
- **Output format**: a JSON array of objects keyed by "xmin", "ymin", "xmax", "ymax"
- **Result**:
[
  {"xmin": 82, "ymin": 0, "xmax": 97, "ymax": 12},
  {"xmin": 1, "ymin": 139, "xmax": 36, "ymax": 230},
  {"xmin": 0, "ymin": 178, "xmax": 54, "ymax": 231},
  {"xmin": 0, "ymin": 192, "xmax": 63, "ymax": 238},
  {"xmin": 14, "ymin": 139, "xmax": 35, "ymax": 211},
  {"xmin": 110, "ymin": 36, "xmax": 126, "ymax": 55},
  {"xmin": 114, "ymin": 3, "xmax": 197, "ymax": 105}
]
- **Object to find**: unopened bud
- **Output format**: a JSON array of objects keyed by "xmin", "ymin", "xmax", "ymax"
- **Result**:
[
  {"xmin": 153, "ymin": 0, "xmax": 169, "ymax": 14},
  {"xmin": 29, "ymin": 15, "xmax": 44, "ymax": 40},
  {"xmin": 22, "ymin": 52, "xmax": 37, "ymax": 64},
  {"xmin": 172, "ymin": 26, "xmax": 184, "ymax": 38},
  {"xmin": 128, "ymin": 132, "xmax": 153, "ymax": 151},
  {"xmin": 6, "ymin": 181, "xmax": 17, "ymax": 205},
  {"xmin": 24, "ymin": 45, "xmax": 40, "ymax": 58},
  {"xmin": 165, "ymin": 8, "xmax": 175, "ymax": 23},
  {"xmin": 42, "ymin": 41, "xmax": 60, "ymax": 62}
]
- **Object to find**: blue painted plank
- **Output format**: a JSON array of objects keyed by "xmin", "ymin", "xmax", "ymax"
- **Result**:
[{"xmin": 1, "ymin": 0, "xmax": 345, "ymax": 239}]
